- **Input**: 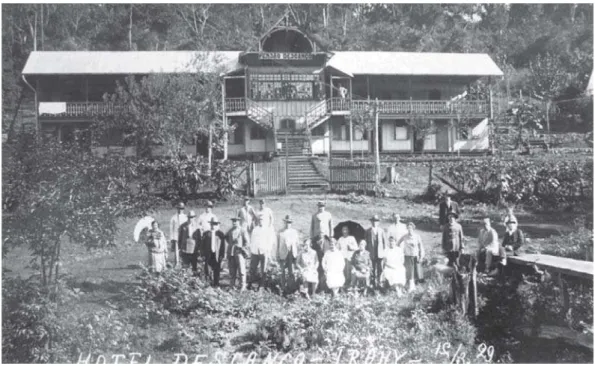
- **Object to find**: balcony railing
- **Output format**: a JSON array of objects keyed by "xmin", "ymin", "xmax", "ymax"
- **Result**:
[
  {"xmin": 39, "ymin": 102, "xmax": 117, "ymax": 118},
  {"xmin": 330, "ymin": 98, "xmax": 489, "ymax": 116},
  {"xmin": 224, "ymin": 98, "xmax": 247, "ymax": 113}
]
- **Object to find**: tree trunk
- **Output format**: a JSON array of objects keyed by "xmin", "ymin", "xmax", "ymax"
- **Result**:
[
  {"xmin": 128, "ymin": 5, "xmax": 133, "ymax": 50},
  {"xmin": 207, "ymin": 122, "xmax": 212, "ymax": 176},
  {"xmin": 7, "ymin": 92, "xmax": 24, "ymax": 142},
  {"xmin": 40, "ymin": 4, "xmax": 44, "ymax": 50}
]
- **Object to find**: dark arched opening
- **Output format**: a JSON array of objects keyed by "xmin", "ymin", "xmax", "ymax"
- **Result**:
[
  {"xmin": 261, "ymin": 28, "xmax": 313, "ymax": 53},
  {"xmin": 333, "ymin": 221, "xmax": 366, "ymax": 243}
]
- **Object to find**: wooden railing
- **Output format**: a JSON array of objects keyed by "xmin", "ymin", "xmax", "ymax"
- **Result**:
[
  {"xmin": 305, "ymin": 100, "xmax": 330, "ymax": 129},
  {"xmin": 39, "ymin": 102, "xmax": 118, "ymax": 117},
  {"xmin": 331, "ymin": 98, "xmax": 489, "ymax": 116},
  {"xmin": 225, "ymin": 98, "xmax": 246, "ymax": 113},
  {"xmin": 246, "ymin": 99, "xmax": 274, "ymax": 129}
]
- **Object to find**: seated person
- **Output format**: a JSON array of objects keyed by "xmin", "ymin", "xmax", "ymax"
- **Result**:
[
  {"xmin": 381, "ymin": 236, "xmax": 406, "ymax": 296},
  {"xmin": 502, "ymin": 219, "xmax": 525, "ymax": 256},
  {"xmin": 351, "ymin": 240, "xmax": 372, "ymax": 294}
]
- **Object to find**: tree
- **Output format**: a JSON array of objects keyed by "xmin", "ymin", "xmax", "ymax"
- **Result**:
[
  {"xmin": 93, "ymin": 58, "xmax": 225, "ymax": 160},
  {"xmin": 2, "ymin": 133, "xmax": 159, "ymax": 288},
  {"xmin": 529, "ymin": 52, "xmax": 569, "ymax": 132},
  {"xmin": 505, "ymin": 97, "xmax": 546, "ymax": 148}
]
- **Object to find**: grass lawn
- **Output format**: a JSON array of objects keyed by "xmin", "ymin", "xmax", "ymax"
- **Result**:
[{"xmin": 3, "ymin": 194, "xmax": 591, "ymax": 363}]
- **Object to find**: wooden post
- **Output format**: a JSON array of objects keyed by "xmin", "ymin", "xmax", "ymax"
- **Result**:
[
  {"xmin": 470, "ymin": 265, "xmax": 478, "ymax": 318},
  {"xmin": 366, "ymin": 76, "xmax": 370, "ymax": 98},
  {"xmin": 428, "ymin": 160, "xmax": 433, "ymax": 190},
  {"xmin": 557, "ymin": 273, "xmax": 570, "ymax": 316},
  {"xmin": 35, "ymin": 79, "xmax": 40, "ymax": 135},
  {"xmin": 285, "ymin": 134, "xmax": 289, "ymax": 195},
  {"xmin": 374, "ymin": 98, "xmax": 380, "ymax": 185},
  {"xmin": 349, "ymin": 114, "xmax": 353, "ymax": 161},
  {"xmin": 329, "ymin": 118, "xmax": 333, "ymax": 160},
  {"xmin": 546, "ymin": 100, "xmax": 551, "ymax": 134},
  {"xmin": 222, "ymin": 79, "xmax": 228, "ymax": 161}
]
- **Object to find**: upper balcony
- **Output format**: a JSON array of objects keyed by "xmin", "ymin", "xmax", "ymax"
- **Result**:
[
  {"xmin": 38, "ymin": 102, "xmax": 117, "ymax": 119},
  {"xmin": 224, "ymin": 97, "xmax": 490, "ymax": 119},
  {"xmin": 328, "ymin": 98, "xmax": 489, "ymax": 118}
]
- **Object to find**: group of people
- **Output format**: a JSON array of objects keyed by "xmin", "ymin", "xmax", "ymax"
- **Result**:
[
  {"xmin": 144, "ymin": 193, "xmax": 525, "ymax": 298},
  {"xmin": 439, "ymin": 194, "xmax": 525, "ymax": 275}
]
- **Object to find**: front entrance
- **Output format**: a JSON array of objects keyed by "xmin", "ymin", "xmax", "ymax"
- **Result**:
[{"xmin": 435, "ymin": 120, "xmax": 450, "ymax": 152}]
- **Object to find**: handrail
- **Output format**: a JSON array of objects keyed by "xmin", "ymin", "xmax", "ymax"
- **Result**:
[
  {"xmin": 330, "ymin": 99, "xmax": 488, "ymax": 115},
  {"xmin": 224, "ymin": 98, "xmax": 246, "ymax": 112},
  {"xmin": 38, "ymin": 101, "xmax": 121, "ymax": 117},
  {"xmin": 305, "ymin": 100, "xmax": 329, "ymax": 129},
  {"xmin": 246, "ymin": 98, "xmax": 274, "ymax": 129}
]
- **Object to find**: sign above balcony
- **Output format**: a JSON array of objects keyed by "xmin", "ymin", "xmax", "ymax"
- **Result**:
[
  {"xmin": 258, "ymin": 52, "xmax": 313, "ymax": 61},
  {"xmin": 240, "ymin": 52, "xmax": 327, "ymax": 67}
]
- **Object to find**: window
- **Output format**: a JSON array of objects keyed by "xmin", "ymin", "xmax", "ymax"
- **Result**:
[
  {"xmin": 250, "ymin": 126, "xmax": 266, "ymax": 140},
  {"xmin": 229, "ymin": 122, "xmax": 244, "ymax": 144},
  {"xmin": 394, "ymin": 123, "xmax": 409, "ymax": 140},
  {"xmin": 250, "ymin": 74, "xmax": 322, "ymax": 100},
  {"xmin": 458, "ymin": 126, "xmax": 470, "ymax": 140},
  {"xmin": 280, "ymin": 119, "xmax": 296, "ymax": 130},
  {"xmin": 354, "ymin": 128, "xmax": 368, "ymax": 141}
]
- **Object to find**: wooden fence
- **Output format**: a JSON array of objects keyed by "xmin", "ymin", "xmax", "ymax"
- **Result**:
[
  {"xmin": 329, "ymin": 159, "xmax": 376, "ymax": 193},
  {"xmin": 248, "ymin": 159, "xmax": 287, "ymax": 196}
]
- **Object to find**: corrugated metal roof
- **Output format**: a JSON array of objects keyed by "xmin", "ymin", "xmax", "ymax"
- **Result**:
[
  {"xmin": 22, "ymin": 50, "xmax": 503, "ymax": 77},
  {"xmin": 327, "ymin": 51, "xmax": 503, "ymax": 77},
  {"xmin": 22, "ymin": 51, "xmax": 242, "ymax": 75}
]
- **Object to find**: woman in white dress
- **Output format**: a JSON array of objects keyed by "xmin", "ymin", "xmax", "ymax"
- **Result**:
[
  {"xmin": 322, "ymin": 239, "xmax": 345, "ymax": 297},
  {"xmin": 381, "ymin": 236, "xmax": 406, "ymax": 296},
  {"xmin": 146, "ymin": 221, "xmax": 168, "ymax": 273},
  {"xmin": 337, "ymin": 225, "xmax": 358, "ymax": 288}
]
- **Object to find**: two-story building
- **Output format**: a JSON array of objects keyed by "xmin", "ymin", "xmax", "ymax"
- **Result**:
[{"xmin": 22, "ymin": 14, "xmax": 503, "ymax": 158}]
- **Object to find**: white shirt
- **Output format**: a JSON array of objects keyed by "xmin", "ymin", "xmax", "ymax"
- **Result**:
[
  {"xmin": 250, "ymin": 225, "xmax": 272, "ymax": 256},
  {"xmin": 255, "ymin": 207, "xmax": 274, "ymax": 228},
  {"xmin": 197, "ymin": 211, "xmax": 218, "ymax": 233},
  {"xmin": 479, "ymin": 227, "xmax": 500, "ymax": 255},
  {"xmin": 386, "ymin": 222, "xmax": 407, "ymax": 244},
  {"xmin": 278, "ymin": 227, "xmax": 300, "ymax": 260},
  {"xmin": 311, "ymin": 211, "xmax": 333, "ymax": 238},
  {"xmin": 238, "ymin": 205, "xmax": 256, "ymax": 230},
  {"xmin": 169, "ymin": 212, "xmax": 188, "ymax": 242}
]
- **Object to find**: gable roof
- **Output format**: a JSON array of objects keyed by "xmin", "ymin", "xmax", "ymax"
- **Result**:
[
  {"xmin": 327, "ymin": 51, "xmax": 503, "ymax": 77},
  {"xmin": 22, "ymin": 51, "xmax": 242, "ymax": 75}
]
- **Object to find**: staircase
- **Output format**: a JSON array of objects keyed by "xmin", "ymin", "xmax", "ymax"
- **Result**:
[
  {"xmin": 277, "ymin": 132, "xmax": 311, "ymax": 156},
  {"xmin": 286, "ymin": 156, "xmax": 329, "ymax": 193},
  {"xmin": 299, "ymin": 99, "xmax": 330, "ymax": 131},
  {"xmin": 246, "ymin": 99, "xmax": 274, "ymax": 129}
]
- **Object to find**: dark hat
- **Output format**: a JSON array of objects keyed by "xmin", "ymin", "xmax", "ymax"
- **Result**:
[
  {"xmin": 209, "ymin": 217, "xmax": 219, "ymax": 225},
  {"xmin": 283, "ymin": 215, "xmax": 293, "ymax": 223},
  {"xmin": 259, "ymin": 199, "xmax": 265, "ymax": 204},
  {"xmin": 231, "ymin": 216, "xmax": 240, "ymax": 222},
  {"xmin": 176, "ymin": 202, "xmax": 185, "ymax": 209},
  {"xmin": 244, "ymin": 197, "xmax": 250, "ymax": 202},
  {"xmin": 506, "ymin": 219, "xmax": 517, "ymax": 225},
  {"xmin": 206, "ymin": 200, "xmax": 214, "ymax": 207},
  {"xmin": 188, "ymin": 210, "xmax": 197, "ymax": 218},
  {"xmin": 447, "ymin": 211, "xmax": 459, "ymax": 218},
  {"xmin": 370, "ymin": 214, "xmax": 380, "ymax": 222},
  {"xmin": 317, "ymin": 201, "xmax": 326, "ymax": 207}
]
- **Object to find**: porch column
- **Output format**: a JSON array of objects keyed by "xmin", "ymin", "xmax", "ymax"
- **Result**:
[
  {"xmin": 221, "ymin": 78, "xmax": 228, "ymax": 160},
  {"xmin": 85, "ymin": 77, "xmax": 89, "ymax": 103},
  {"xmin": 366, "ymin": 76, "xmax": 370, "ymax": 99},
  {"xmin": 349, "ymin": 114, "xmax": 353, "ymax": 160}
]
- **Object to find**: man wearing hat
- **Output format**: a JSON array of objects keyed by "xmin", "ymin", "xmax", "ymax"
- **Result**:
[
  {"xmin": 502, "ymin": 218, "xmax": 524, "ymax": 256},
  {"xmin": 310, "ymin": 201, "xmax": 333, "ymax": 249},
  {"xmin": 226, "ymin": 216, "xmax": 250, "ymax": 290},
  {"xmin": 365, "ymin": 214, "xmax": 386, "ymax": 288},
  {"xmin": 201, "ymin": 217, "xmax": 226, "ymax": 286},
  {"xmin": 178, "ymin": 211, "xmax": 201, "ymax": 272},
  {"xmin": 439, "ymin": 194, "xmax": 461, "ymax": 230},
  {"xmin": 277, "ymin": 215, "xmax": 300, "ymax": 293},
  {"xmin": 237, "ymin": 197, "xmax": 256, "ymax": 233},
  {"xmin": 441, "ymin": 211, "xmax": 464, "ymax": 267},
  {"xmin": 170, "ymin": 202, "xmax": 188, "ymax": 266},
  {"xmin": 198, "ymin": 200, "xmax": 218, "ymax": 233},
  {"xmin": 248, "ymin": 214, "xmax": 272, "ymax": 290}
]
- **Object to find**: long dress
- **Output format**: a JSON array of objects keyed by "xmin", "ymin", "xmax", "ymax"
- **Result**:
[
  {"xmin": 147, "ymin": 229, "xmax": 168, "ymax": 273},
  {"xmin": 381, "ymin": 247, "xmax": 406, "ymax": 287},
  {"xmin": 337, "ymin": 236, "xmax": 358, "ymax": 287},
  {"xmin": 322, "ymin": 249, "xmax": 346, "ymax": 289},
  {"xmin": 297, "ymin": 249, "xmax": 319, "ymax": 284}
]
